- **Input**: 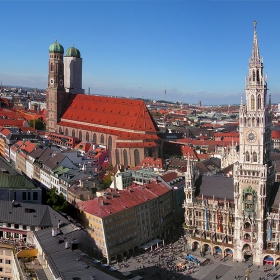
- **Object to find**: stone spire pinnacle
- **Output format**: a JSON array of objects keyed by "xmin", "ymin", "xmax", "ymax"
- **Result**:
[{"xmin": 250, "ymin": 21, "xmax": 261, "ymax": 65}]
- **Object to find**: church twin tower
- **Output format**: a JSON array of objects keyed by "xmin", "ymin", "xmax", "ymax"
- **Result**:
[{"xmin": 46, "ymin": 41, "xmax": 84, "ymax": 132}]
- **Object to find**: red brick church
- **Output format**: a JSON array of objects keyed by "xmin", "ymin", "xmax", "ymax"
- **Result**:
[{"xmin": 46, "ymin": 41, "xmax": 161, "ymax": 167}]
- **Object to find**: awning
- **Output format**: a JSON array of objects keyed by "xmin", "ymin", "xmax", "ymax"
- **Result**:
[
  {"xmin": 264, "ymin": 257, "xmax": 274, "ymax": 261},
  {"xmin": 225, "ymin": 249, "xmax": 233, "ymax": 254},
  {"xmin": 140, "ymin": 238, "xmax": 163, "ymax": 250},
  {"xmin": 215, "ymin": 247, "xmax": 222, "ymax": 252}
]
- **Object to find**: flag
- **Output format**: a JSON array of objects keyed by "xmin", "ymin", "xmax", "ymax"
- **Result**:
[
  {"xmin": 205, "ymin": 207, "xmax": 209, "ymax": 230},
  {"xmin": 268, "ymin": 219, "xmax": 272, "ymax": 241}
]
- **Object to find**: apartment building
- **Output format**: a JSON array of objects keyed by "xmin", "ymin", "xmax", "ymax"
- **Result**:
[{"xmin": 77, "ymin": 179, "xmax": 173, "ymax": 263}]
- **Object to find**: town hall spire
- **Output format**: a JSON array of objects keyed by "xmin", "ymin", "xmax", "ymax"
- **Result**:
[{"xmin": 250, "ymin": 21, "xmax": 261, "ymax": 65}]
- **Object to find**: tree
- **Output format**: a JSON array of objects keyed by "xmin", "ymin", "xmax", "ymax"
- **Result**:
[
  {"xmin": 46, "ymin": 188, "xmax": 69, "ymax": 213},
  {"xmin": 28, "ymin": 119, "xmax": 46, "ymax": 130}
]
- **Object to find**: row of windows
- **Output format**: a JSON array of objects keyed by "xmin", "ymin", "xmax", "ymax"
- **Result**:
[
  {"xmin": 115, "ymin": 149, "xmax": 140, "ymax": 167},
  {"xmin": 13, "ymin": 192, "xmax": 38, "ymax": 201},
  {"xmin": 0, "ymin": 259, "xmax": 11, "ymax": 264},
  {"xmin": 62, "ymin": 129, "xmax": 112, "ymax": 148}
]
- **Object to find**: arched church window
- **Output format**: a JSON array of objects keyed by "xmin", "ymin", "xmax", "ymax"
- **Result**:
[
  {"xmin": 65, "ymin": 128, "xmax": 68, "ymax": 136},
  {"xmin": 246, "ymin": 151, "xmax": 250, "ymax": 162},
  {"xmin": 86, "ymin": 132, "xmax": 89, "ymax": 142},
  {"xmin": 51, "ymin": 63, "xmax": 53, "ymax": 71},
  {"xmin": 251, "ymin": 95, "xmax": 255, "ymax": 110},
  {"xmin": 257, "ymin": 69, "xmax": 260, "ymax": 82},
  {"xmin": 108, "ymin": 136, "xmax": 112, "ymax": 152},
  {"xmin": 253, "ymin": 152, "xmax": 257, "ymax": 162},
  {"xmin": 123, "ymin": 149, "xmax": 128, "ymax": 167},
  {"xmin": 252, "ymin": 70, "xmax": 255, "ymax": 81},
  {"xmin": 100, "ymin": 134, "xmax": 104, "ymax": 144},
  {"xmin": 134, "ymin": 149, "xmax": 140, "ymax": 166},
  {"xmin": 92, "ymin": 133, "xmax": 96, "ymax": 143},
  {"xmin": 244, "ymin": 233, "xmax": 251, "ymax": 241},
  {"xmin": 108, "ymin": 136, "xmax": 112, "ymax": 163},
  {"xmin": 244, "ymin": 222, "xmax": 251, "ymax": 230},
  {"xmin": 79, "ymin": 130, "xmax": 82, "ymax": 141},
  {"xmin": 115, "ymin": 149, "xmax": 120, "ymax": 165},
  {"xmin": 257, "ymin": 94, "xmax": 261, "ymax": 109},
  {"xmin": 72, "ymin": 129, "xmax": 75, "ymax": 138}
]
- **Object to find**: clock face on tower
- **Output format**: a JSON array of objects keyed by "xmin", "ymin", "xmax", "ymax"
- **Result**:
[
  {"xmin": 59, "ymin": 79, "xmax": 63, "ymax": 86},
  {"xmin": 246, "ymin": 130, "xmax": 257, "ymax": 143},
  {"xmin": 50, "ymin": 78, "xmax": 54, "ymax": 85}
]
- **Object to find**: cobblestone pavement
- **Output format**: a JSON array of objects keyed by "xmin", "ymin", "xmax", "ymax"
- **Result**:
[{"xmin": 111, "ymin": 241, "xmax": 280, "ymax": 280}]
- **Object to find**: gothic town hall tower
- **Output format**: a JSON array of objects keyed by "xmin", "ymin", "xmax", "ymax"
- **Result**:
[{"xmin": 233, "ymin": 21, "xmax": 275, "ymax": 265}]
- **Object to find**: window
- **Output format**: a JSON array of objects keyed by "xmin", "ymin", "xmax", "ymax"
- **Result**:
[
  {"xmin": 100, "ymin": 134, "xmax": 104, "ymax": 144},
  {"xmin": 6, "ymin": 224, "xmax": 11, "ymax": 228},
  {"xmin": 65, "ymin": 128, "xmax": 68, "ymax": 136},
  {"xmin": 30, "ymin": 226, "xmax": 35, "ymax": 231},
  {"xmin": 28, "ymin": 192, "xmax": 30, "ymax": 200},
  {"xmin": 33, "ymin": 192, "xmax": 38, "ymax": 200},
  {"xmin": 251, "ymin": 95, "xmax": 255, "ymax": 110},
  {"xmin": 115, "ymin": 149, "xmax": 120, "ymax": 165},
  {"xmin": 72, "ymin": 129, "xmax": 75, "ymax": 138},
  {"xmin": 253, "ymin": 152, "xmax": 257, "ymax": 162},
  {"xmin": 14, "ymin": 224, "xmax": 19, "ymax": 229},
  {"xmin": 93, "ymin": 133, "xmax": 97, "ymax": 143},
  {"xmin": 5, "ymin": 268, "xmax": 11, "ymax": 273},
  {"xmin": 79, "ymin": 130, "xmax": 82, "ymax": 141},
  {"xmin": 245, "ymin": 151, "xmax": 250, "ymax": 162},
  {"xmin": 5, "ymin": 260, "xmax": 10, "ymax": 265},
  {"xmin": 13, "ymin": 192, "xmax": 16, "ymax": 201},
  {"xmin": 123, "ymin": 149, "xmax": 128, "ymax": 167},
  {"xmin": 257, "ymin": 94, "xmax": 261, "ymax": 109},
  {"xmin": 23, "ymin": 225, "xmax": 27, "ymax": 230},
  {"xmin": 86, "ymin": 132, "xmax": 89, "ymax": 142},
  {"xmin": 134, "ymin": 149, "xmax": 140, "ymax": 166},
  {"xmin": 22, "ymin": 192, "xmax": 26, "ymax": 200}
]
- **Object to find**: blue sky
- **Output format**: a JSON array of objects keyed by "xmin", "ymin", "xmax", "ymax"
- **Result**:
[{"xmin": 1, "ymin": 1, "xmax": 280, "ymax": 105}]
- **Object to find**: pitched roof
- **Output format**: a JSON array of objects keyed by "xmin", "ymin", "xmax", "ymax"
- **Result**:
[
  {"xmin": 197, "ymin": 175, "xmax": 234, "ymax": 201},
  {"xmin": 0, "ymin": 200, "xmax": 67, "ymax": 227},
  {"xmin": 59, "ymin": 95, "xmax": 160, "ymax": 135},
  {"xmin": 78, "ymin": 181, "xmax": 171, "ymax": 218}
]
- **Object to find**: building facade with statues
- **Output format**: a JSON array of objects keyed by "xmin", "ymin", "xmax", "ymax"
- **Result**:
[{"xmin": 184, "ymin": 22, "xmax": 280, "ymax": 266}]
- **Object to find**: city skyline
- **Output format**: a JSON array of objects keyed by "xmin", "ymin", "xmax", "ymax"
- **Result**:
[{"xmin": 2, "ymin": 1, "xmax": 280, "ymax": 105}]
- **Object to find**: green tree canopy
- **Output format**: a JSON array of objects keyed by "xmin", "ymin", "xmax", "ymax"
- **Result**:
[{"xmin": 28, "ymin": 119, "xmax": 46, "ymax": 130}]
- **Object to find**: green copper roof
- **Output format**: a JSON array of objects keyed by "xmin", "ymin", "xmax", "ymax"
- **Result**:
[
  {"xmin": 65, "ymin": 45, "xmax": 81, "ymax": 58},
  {"xmin": 49, "ymin": 41, "xmax": 64, "ymax": 54}
]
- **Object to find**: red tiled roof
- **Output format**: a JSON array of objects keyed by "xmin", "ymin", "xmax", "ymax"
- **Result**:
[
  {"xmin": 137, "ymin": 157, "xmax": 163, "ymax": 169},
  {"xmin": 116, "ymin": 141, "xmax": 158, "ymax": 148},
  {"xmin": 272, "ymin": 130, "xmax": 280, "ymax": 139},
  {"xmin": 74, "ymin": 142, "xmax": 93, "ymax": 153},
  {"xmin": 197, "ymin": 154, "xmax": 210, "ymax": 160},
  {"xmin": 59, "ymin": 95, "xmax": 160, "ymax": 133},
  {"xmin": 181, "ymin": 146, "xmax": 199, "ymax": 160},
  {"xmin": 77, "ymin": 181, "xmax": 171, "ymax": 218},
  {"xmin": 0, "ymin": 128, "xmax": 11, "ymax": 137}
]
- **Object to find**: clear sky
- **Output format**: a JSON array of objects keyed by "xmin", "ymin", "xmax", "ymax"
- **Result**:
[{"xmin": 1, "ymin": 0, "xmax": 280, "ymax": 105}]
